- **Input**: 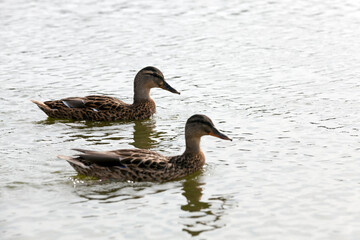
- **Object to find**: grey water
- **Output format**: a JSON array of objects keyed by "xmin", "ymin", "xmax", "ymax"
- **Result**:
[{"xmin": 1, "ymin": 0, "xmax": 360, "ymax": 239}]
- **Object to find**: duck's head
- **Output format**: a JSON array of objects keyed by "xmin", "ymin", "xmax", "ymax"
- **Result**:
[
  {"xmin": 185, "ymin": 114, "xmax": 232, "ymax": 141},
  {"xmin": 135, "ymin": 66, "xmax": 180, "ymax": 95}
]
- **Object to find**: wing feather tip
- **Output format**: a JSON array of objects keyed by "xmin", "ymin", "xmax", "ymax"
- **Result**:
[{"xmin": 57, "ymin": 155, "xmax": 73, "ymax": 161}]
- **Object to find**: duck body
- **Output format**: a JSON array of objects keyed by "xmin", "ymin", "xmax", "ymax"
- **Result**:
[
  {"xmin": 58, "ymin": 114, "xmax": 231, "ymax": 182},
  {"xmin": 61, "ymin": 149, "xmax": 205, "ymax": 182},
  {"xmin": 32, "ymin": 66, "xmax": 179, "ymax": 121},
  {"xmin": 32, "ymin": 96, "xmax": 156, "ymax": 121}
]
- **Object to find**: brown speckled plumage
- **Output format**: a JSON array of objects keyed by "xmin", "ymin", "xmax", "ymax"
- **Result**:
[
  {"xmin": 58, "ymin": 114, "xmax": 232, "ymax": 182},
  {"xmin": 33, "ymin": 96, "xmax": 156, "ymax": 121},
  {"xmin": 64, "ymin": 149, "xmax": 205, "ymax": 182},
  {"xmin": 32, "ymin": 66, "xmax": 179, "ymax": 121}
]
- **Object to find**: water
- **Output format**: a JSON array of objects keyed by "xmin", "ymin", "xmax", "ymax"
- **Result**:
[{"xmin": 1, "ymin": 0, "xmax": 360, "ymax": 239}]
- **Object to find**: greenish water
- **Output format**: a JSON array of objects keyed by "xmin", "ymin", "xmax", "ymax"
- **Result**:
[{"xmin": 1, "ymin": 0, "xmax": 360, "ymax": 239}]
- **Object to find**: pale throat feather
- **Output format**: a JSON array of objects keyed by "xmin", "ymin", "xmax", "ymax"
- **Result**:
[
  {"xmin": 133, "ymin": 80, "xmax": 152, "ymax": 103},
  {"xmin": 184, "ymin": 136, "xmax": 202, "ymax": 154}
]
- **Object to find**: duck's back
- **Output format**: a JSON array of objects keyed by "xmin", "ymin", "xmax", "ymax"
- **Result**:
[
  {"xmin": 33, "ymin": 95, "xmax": 156, "ymax": 121},
  {"xmin": 45, "ymin": 95, "xmax": 126, "ymax": 110},
  {"xmin": 62, "ymin": 148, "xmax": 172, "ymax": 181},
  {"xmin": 63, "ymin": 149, "xmax": 205, "ymax": 182}
]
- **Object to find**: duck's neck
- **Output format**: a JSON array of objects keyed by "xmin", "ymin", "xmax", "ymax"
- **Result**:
[
  {"xmin": 168, "ymin": 135, "xmax": 205, "ymax": 172},
  {"xmin": 178, "ymin": 135, "xmax": 205, "ymax": 171},
  {"xmin": 133, "ymin": 81, "xmax": 152, "ymax": 103},
  {"xmin": 184, "ymin": 136, "xmax": 202, "ymax": 155}
]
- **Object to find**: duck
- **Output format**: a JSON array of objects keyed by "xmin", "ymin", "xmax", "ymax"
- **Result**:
[
  {"xmin": 58, "ymin": 114, "xmax": 232, "ymax": 182},
  {"xmin": 31, "ymin": 66, "xmax": 180, "ymax": 121}
]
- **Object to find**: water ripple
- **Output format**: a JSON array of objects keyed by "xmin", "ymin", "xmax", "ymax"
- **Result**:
[{"xmin": 1, "ymin": 0, "xmax": 360, "ymax": 239}]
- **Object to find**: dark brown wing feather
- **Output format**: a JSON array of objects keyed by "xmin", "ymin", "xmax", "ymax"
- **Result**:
[
  {"xmin": 73, "ymin": 148, "xmax": 170, "ymax": 170},
  {"xmin": 45, "ymin": 95, "xmax": 127, "ymax": 111}
]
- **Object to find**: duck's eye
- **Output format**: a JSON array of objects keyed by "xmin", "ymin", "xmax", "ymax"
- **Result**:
[{"xmin": 159, "ymin": 81, "xmax": 164, "ymax": 87}]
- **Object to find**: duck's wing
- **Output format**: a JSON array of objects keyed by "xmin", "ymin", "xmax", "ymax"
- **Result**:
[
  {"xmin": 81, "ymin": 95, "xmax": 127, "ymax": 110},
  {"xmin": 44, "ymin": 95, "xmax": 127, "ymax": 111},
  {"xmin": 71, "ymin": 148, "xmax": 170, "ymax": 170}
]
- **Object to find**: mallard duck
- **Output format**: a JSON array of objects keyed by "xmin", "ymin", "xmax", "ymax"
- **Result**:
[
  {"xmin": 31, "ymin": 66, "xmax": 180, "ymax": 121},
  {"xmin": 58, "ymin": 114, "xmax": 232, "ymax": 182}
]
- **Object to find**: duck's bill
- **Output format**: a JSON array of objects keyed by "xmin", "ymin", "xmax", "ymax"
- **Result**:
[
  {"xmin": 210, "ymin": 127, "xmax": 232, "ymax": 141},
  {"xmin": 162, "ymin": 80, "xmax": 180, "ymax": 94}
]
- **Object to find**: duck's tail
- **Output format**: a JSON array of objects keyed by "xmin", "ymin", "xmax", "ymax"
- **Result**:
[
  {"xmin": 31, "ymin": 99, "xmax": 58, "ymax": 118},
  {"xmin": 57, "ymin": 155, "xmax": 89, "ymax": 169},
  {"xmin": 31, "ymin": 100, "xmax": 49, "ymax": 109}
]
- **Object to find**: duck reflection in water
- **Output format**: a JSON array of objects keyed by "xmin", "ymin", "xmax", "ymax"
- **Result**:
[
  {"xmin": 130, "ymin": 119, "xmax": 162, "ymax": 149},
  {"xmin": 181, "ymin": 174, "xmax": 227, "ymax": 237},
  {"xmin": 36, "ymin": 118, "xmax": 162, "ymax": 147}
]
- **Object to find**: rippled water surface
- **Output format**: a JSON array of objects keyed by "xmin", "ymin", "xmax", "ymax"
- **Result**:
[{"xmin": 1, "ymin": 0, "xmax": 360, "ymax": 239}]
